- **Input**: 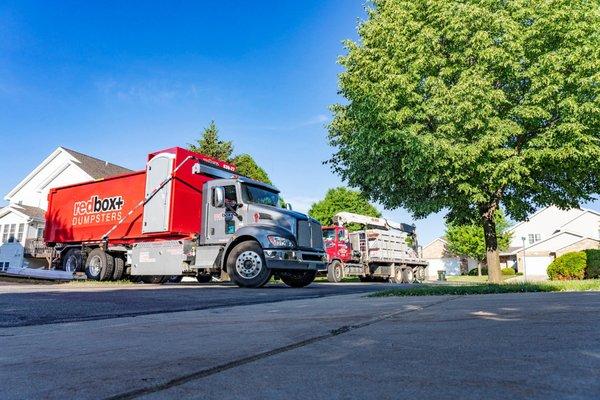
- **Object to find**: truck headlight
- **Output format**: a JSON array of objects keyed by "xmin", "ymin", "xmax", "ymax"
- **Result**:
[{"xmin": 267, "ymin": 236, "xmax": 294, "ymax": 248}]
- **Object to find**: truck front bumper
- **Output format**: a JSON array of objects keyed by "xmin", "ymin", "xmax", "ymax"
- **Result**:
[{"xmin": 263, "ymin": 249, "xmax": 327, "ymax": 271}]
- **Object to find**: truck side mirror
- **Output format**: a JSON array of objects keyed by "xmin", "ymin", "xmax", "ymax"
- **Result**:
[
  {"xmin": 285, "ymin": 203, "xmax": 292, "ymax": 211},
  {"xmin": 213, "ymin": 187, "xmax": 225, "ymax": 208}
]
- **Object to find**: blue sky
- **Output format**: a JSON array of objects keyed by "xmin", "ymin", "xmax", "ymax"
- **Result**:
[{"xmin": 1, "ymin": 1, "xmax": 597, "ymax": 246}]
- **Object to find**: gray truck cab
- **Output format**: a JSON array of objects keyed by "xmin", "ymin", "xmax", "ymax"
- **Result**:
[{"xmin": 199, "ymin": 177, "xmax": 327, "ymax": 287}]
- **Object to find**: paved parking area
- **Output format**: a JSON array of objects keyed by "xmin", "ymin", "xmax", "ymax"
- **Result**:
[
  {"xmin": 1, "ymin": 282, "xmax": 599, "ymax": 399},
  {"xmin": 0, "ymin": 280, "xmax": 392, "ymax": 327}
]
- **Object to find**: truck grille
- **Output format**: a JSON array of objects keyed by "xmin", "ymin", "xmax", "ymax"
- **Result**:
[{"xmin": 297, "ymin": 220, "xmax": 324, "ymax": 250}]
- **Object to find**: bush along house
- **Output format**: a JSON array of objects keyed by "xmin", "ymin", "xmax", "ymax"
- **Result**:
[
  {"xmin": 0, "ymin": 147, "xmax": 131, "ymax": 271},
  {"xmin": 500, "ymin": 206, "xmax": 600, "ymax": 279}
]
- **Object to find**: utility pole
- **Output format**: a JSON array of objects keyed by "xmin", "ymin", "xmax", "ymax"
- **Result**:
[{"xmin": 521, "ymin": 236, "xmax": 527, "ymax": 281}]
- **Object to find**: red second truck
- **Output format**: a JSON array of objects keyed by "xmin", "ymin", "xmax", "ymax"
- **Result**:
[
  {"xmin": 45, "ymin": 147, "xmax": 327, "ymax": 288},
  {"xmin": 322, "ymin": 212, "xmax": 428, "ymax": 283}
]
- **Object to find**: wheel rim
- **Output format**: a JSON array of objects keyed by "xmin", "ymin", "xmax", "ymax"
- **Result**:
[
  {"xmin": 235, "ymin": 251, "xmax": 263, "ymax": 280},
  {"xmin": 65, "ymin": 255, "xmax": 78, "ymax": 272},
  {"xmin": 334, "ymin": 265, "xmax": 342, "ymax": 281},
  {"xmin": 415, "ymin": 267, "xmax": 425, "ymax": 282},
  {"xmin": 88, "ymin": 255, "xmax": 102, "ymax": 277}
]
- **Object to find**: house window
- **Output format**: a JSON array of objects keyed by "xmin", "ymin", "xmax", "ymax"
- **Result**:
[
  {"xmin": 16, "ymin": 224, "xmax": 24, "ymax": 243},
  {"xmin": 528, "ymin": 234, "xmax": 541, "ymax": 245},
  {"xmin": 0, "ymin": 225, "xmax": 6, "ymax": 244},
  {"xmin": 37, "ymin": 227, "xmax": 44, "ymax": 239},
  {"xmin": 7, "ymin": 224, "xmax": 16, "ymax": 243}
]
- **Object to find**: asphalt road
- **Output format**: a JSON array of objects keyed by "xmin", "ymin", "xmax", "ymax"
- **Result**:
[
  {"xmin": 1, "ymin": 282, "xmax": 599, "ymax": 399},
  {"xmin": 0, "ymin": 280, "xmax": 392, "ymax": 328}
]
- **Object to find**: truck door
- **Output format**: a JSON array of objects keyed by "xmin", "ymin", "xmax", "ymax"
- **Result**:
[
  {"xmin": 204, "ymin": 181, "xmax": 241, "ymax": 244},
  {"xmin": 142, "ymin": 153, "xmax": 174, "ymax": 233}
]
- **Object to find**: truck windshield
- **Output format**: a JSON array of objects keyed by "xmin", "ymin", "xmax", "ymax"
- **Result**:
[
  {"xmin": 322, "ymin": 229, "xmax": 335, "ymax": 240},
  {"xmin": 241, "ymin": 184, "xmax": 280, "ymax": 207}
]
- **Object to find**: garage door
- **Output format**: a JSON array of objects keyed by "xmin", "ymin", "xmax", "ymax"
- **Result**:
[
  {"xmin": 524, "ymin": 256, "xmax": 553, "ymax": 279},
  {"xmin": 426, "ymin": 258, "xmax": 461, "ymax": 279}
]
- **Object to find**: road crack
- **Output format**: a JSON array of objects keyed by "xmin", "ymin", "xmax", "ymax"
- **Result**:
[{"xmin": 105, "ymin": 296, "xmax": 459, "ymax": 400}]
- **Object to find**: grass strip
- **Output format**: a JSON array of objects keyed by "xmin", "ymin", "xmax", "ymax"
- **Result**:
[{"xmin": 369, "ymin": 280, "xmax": 600, "ymax": 297}]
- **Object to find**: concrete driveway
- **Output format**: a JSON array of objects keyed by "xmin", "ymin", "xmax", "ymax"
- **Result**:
[{"xmin": 0, "ymin": 283, "xmax": 599, "ymax": 399}]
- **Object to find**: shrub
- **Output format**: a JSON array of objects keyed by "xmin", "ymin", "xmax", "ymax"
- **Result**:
[
  {"xmin": 468, "ymin": 266, "xmax": 487, "ymax": 276},
  {"xmin": 547, "ymin": 251, "xmax": 587, "ymax": 280},
  {"xmin": 584, "ymin": 249, "xmax": 600, "ymax": 279},
  {"xmin": 501, "ymin": 267, "xmax": 516, "ymax": 275}
]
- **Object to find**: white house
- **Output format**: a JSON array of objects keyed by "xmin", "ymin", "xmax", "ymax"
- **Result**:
[
  {"xmin": 0, "ymin": 147, "xmax": 130, "ymax": 269},
  {"xmin": 422, "ymin": 237, "xmax": 479, "ymax": 280},
  {"xmin": 501, "ymin": 206, "xmax": 600, "ymax": 278}
]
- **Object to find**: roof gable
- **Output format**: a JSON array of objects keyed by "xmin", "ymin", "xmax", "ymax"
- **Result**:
[{"xmin": 61, "ymin": 147, "xmax": 132, "ymax": 179}]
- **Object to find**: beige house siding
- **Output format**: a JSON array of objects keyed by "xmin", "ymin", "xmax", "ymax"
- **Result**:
[
  {"xmin": 422, "ymin": 239, "xmax": 451, "ymax": 259},
  {"xmin": 556, "ymin": 238, "xmax": 600, "ymax": 257}
]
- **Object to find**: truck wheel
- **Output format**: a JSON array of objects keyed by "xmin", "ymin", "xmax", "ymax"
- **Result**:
[
  {"xmin": 85, "ymin": 248, "xmax": 114, "ymax": 281},
  {"xmin": 62, "ymin": 248, "xmax": 83, "ymax": 273},
  {"xmin": 391, "ymin": 266, "xmax": 403, "ymax": 284},
  {"xmin": 112, "ymin": 256, "xmax": 125, "ymax": 280},
  {"xmin": 227, "ymin": 241, "xmax": 270, "ymax": 288},
  {"xmin": 401, "ymin": 267, "xmax": 414, "ymax": 284},
  {"xmin": 326, "ymin": 260, "xmax": 344, "ymax": 283},
  {"xmin": 413, "ymin": 266, "xmax": 426, "ymax": 283},
  {"xmin": 196, "ymin": 274, "xmax": 212, "ymax": 283},
  {"xmin": 279, "ymin": 270, "xmax": 317, "ymax": 288}
]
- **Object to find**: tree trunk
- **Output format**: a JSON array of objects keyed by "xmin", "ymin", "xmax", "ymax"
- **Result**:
[
  {"xmin": 477, "ymin": 262, "xmax": 482, "ymax": 277},
  {"xmin": 482, "ymin": 209, "xmax": 501, "ymax": 283}
]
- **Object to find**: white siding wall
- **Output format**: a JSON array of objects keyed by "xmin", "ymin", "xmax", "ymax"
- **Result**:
[
  {"xmin": 509, "ymin": 206, "xmax": 585, "ymax": 248},
  {"xmin": 562, "ymin": 212, "xmax": 600, "ymax": 240},
  {"xmin": 527, "ymin": 232, "xmax": 582, "ymax": 252},
  {"xmin": 6, "ymin": 151, "xmax": 91, "ymax": 210},
  {"xmin": 0, "ymin": 212, "xmax": 29, "ymax": 245}
]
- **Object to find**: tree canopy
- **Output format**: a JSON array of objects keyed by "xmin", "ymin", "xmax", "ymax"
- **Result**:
[
  {"xmin": 188, "ymin": 122, "xmax": 273, "ymax": 184},
  {"xmin": 188, "ymin": 121, "xmax": 233, "ymax": 161},
  {"xmin": 445, "ymin": 210, "xmax": 512, "ymax": 265},
  {"xmin": 231, "ymin": 154, "xmax": 272, "ymax": 184},
  {"xmin": 309, "ymin": 187, "xmax": 381, "ymax": 230},
  {"xmin": 328, "ymin": 0, "xmax": 600, "ymax": 282}
]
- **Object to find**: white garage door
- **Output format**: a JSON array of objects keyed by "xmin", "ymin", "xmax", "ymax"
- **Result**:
[
  {"xmin": 426, "ymin": 258, "xmax": 461, "ymax": 279},
  {"xmin": 524, "ymin": 256, "xmax": 553, "ymax": 279}
]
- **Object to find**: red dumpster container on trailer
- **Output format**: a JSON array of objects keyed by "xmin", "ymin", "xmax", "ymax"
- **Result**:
[{"xmin": 44, "ymin": 147, "xmax": 236, "ymax": 246}]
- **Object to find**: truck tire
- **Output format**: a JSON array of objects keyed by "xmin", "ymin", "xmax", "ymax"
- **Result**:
[
  {"xmin": 227, "ymin": 241, "xmax": 271, "ymax": 288},
  {"xmin": 413, "ymin": 266, "xmax": 426, "ymax": 283},
  {"xmin": 401, "ymin": 267, "xmax": 414, "ymax": 283},
  {"xmin": 326, "ymin": 260, "xmax": 344, "ymax": 283},
  {"xmin": 390, "ymin": 266, "xmax": 403, "ymax": 284},
  {"xmin": 112, "ymin": 256, "xmax": 125, "ymax": 280},
  {"xmin": 85, "ymin": 248, "xmax": 114, "ymax": 281},
  {"xmin": 62, "ymin": 248, "xmax": 83, "ymax": 273},
  {"xmin": 279, "ymin": 270, "xmax": 317, "ymax": 288},
  {"xmin": 196, "ymin": 274, "xmax": 212, "ymax": 283}
]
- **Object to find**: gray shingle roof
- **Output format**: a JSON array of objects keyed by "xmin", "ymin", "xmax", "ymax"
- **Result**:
[
  {"xmin": 61, "ymin": 147, "xmax": 133, "ymax": 179},
  {"xmin": 13, "ymin": 204, "xmax": 46, "ymax": 220}
]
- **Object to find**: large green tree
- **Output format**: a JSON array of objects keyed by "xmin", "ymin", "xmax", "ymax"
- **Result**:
[
  {"xmin": 309, "ymin": 187, "xmax": 381, "ymax": 229},
  {"xmin": 328, "ymin": 0, "xmax": 600, "ymax": 282},
  {"xmin": 188, "ymin": 122, "xmax": 273, "ymax": 184},
  {"xmin": 446, "ymin": 210, "xmax": 512, "ymax": 275}
]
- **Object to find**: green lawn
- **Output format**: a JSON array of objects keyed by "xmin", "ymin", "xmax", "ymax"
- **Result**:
[
  {"xmin": 446, "ymin": 275, "xmax": 513, "ymax": 283},
  {"xmin": 370, "ymin": 279, "xmax": 600, "ymax": 297}
]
